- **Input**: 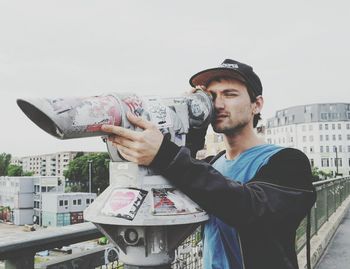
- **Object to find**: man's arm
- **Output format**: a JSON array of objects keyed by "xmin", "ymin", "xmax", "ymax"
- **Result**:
[
  {"xmin": 151, "ymin": 138, "xmax": 316, "ymax": 228},
  {"xmin": 102, "ymin": 113, "xmax": 316, "ymax": 229}
]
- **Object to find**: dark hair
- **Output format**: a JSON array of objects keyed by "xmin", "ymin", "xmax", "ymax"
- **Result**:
[{"xmin": 206, "ymin": 76, "xmax": 262, "ymax": 128}]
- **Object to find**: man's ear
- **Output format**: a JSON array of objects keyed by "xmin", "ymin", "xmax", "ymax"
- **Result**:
[{"xmin": 253, "ymin": 95, "xmax": 264, "ymax": 114}]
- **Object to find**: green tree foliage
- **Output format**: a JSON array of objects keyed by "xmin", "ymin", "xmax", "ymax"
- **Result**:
[
  {"xmin": 0, "ymin": 153, "xmax": 12, "ymax": 176},
  {"xmin": 0, "ymin": 153, "xmax": 11, "ymax": 175},
  {"xmin": 4, "ymin": 163, "xmax": 34, "ymax": 177},
  {"xmin": 7, "ymin": 164, "xmax": 23, "ymax": 176},
  {"xmin": 64, "ymin": 153, "xmax": 110, "ymax": 193},
  {"xmin": 312, "ymin": 166, "xmax": 333, "ymax": 181}
]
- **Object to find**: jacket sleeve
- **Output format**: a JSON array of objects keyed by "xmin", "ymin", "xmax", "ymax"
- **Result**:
[{"xmin": 150, "ymin": 138, "xmax": 316, "ymax": 228}]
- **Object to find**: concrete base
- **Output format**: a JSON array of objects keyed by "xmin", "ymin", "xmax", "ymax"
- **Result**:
[{"xmin": 297, "ymin": 196, "xmax": 350, "ymax": 269}]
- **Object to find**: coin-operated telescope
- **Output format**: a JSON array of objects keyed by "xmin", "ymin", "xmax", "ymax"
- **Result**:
[{"xmin": 17, "ymin": 91, "xmax": 213, "ymax": 269}]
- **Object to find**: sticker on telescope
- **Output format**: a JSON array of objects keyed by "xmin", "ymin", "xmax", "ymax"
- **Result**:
[
  {"xmin": 101, "ymin": 188, "xmax": 147, "ymax": 220},
  {"xmin": 122, "ymin": 94, "xmax": 144, "ymax": 116},
  {"xmin": 151, "ymin": 188, "xmax": 202, "ymax": 215},
  {"xmin": 143, "ymin": 97, "xmax": 172, "ymax": 128},
  {"xmin": 72, "ymin": 96, "xmax": 122, "ymax": 128}
]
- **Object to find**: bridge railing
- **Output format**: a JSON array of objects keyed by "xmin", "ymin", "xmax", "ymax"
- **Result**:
[
  {"xmin": 1, "ymin": 177, "xmax": 349, "ymax": 268},
  {"xmin": 295, "ymin": 176, "xmax": 350, "ymax": 252}
]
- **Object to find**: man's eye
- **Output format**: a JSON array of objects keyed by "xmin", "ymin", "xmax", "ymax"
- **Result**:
[{"xmin": 224, "ymin": 93, "xmax": 237, "ymax": 97}]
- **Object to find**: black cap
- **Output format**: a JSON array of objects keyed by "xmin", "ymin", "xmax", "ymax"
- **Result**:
[{"xmin": 189, "ymin": 59, "xmax": 263, "ymax": 96}]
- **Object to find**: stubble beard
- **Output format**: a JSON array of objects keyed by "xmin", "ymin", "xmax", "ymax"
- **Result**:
[{"xmin": 212, "ymin": 118, "xmax": 250, "ymax": 136}]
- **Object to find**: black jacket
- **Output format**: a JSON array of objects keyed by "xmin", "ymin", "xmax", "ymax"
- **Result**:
[{"xmin": 151, "ymin": 139, "xmax": 317, "ymax": 269}]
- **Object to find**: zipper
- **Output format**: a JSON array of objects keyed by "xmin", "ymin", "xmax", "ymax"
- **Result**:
[
  {"xmin": 246, "ymin": 181, "xmax": 315, "ymax": 193},
  {"xmin": 237, "ymin": 233, "xmax": 246, "ymax": 269}
]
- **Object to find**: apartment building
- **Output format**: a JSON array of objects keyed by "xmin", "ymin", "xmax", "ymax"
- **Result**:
[
  {"xmin": 16, "ymin": 151, "xmax": 98, "ymax": 178},
  {"xmin": 266, "ymin": 103, "xmax": 350, "ymax": 176}
]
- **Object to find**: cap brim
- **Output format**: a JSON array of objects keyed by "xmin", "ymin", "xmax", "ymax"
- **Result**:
[{"xmin": 189, "ymin": 68, "xmax": 246, "ymax": 87}]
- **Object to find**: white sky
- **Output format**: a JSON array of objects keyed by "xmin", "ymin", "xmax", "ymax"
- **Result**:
[{"xmin": 1, "ymin": 0, "xmax": 349, "ymax": 157}]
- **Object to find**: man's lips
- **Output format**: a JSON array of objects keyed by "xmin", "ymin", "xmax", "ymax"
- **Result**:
[{"xmin": 214, "ymin": 114, "xmax": 229, "ymax": 121}]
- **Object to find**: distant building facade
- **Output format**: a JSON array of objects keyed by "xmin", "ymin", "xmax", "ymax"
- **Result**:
[
  {"xmin": 266, "ymin": 103, "xmax": 350, "ymax": 176},
  {"xmin": 12, "ymin": 151, "xmax": 99, "ymax": 178},
  {"xmin": 0, "ymin": 176, "xmax": 34, "ymax": 225},
  {"xmin": 41, "ymin": 192, "xmax": 96, "ymax": 227},
  {"xmin": 0, "ymin": 176, "xmax": 95, "ymax": 226}
]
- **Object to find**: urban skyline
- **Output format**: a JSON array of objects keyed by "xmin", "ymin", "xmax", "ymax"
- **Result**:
[{"xmin": 1, "ymin": 1, "xmax": 349, "ymax": 156}]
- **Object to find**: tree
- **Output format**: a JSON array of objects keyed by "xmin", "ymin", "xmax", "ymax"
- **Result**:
[
  {"xmin": 64, "ymin": 153, "xmax": 110, "ymax": 193},
  {"xmin": 0, "ymin": 153, "xmax": 11, "ymax": 176},
  {"xmin": 312, "ymin": 166, "xmax": 333, "ymax": 181},
  {"xmin": 6, "ymin": 164, "xmax": 34, "ymax": 176},
  {"xmin": 7, "ymin": 164, "xmax": 23, "ymax": 176}
]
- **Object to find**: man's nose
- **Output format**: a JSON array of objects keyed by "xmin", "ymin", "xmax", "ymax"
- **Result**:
[{"xmin": 214, "ymin": 95, "xmax": 225, "ymax": 110}]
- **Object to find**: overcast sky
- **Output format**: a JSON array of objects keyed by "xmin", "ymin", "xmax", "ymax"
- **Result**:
[{"xmin": 1, "ymin": 0, "xmax": 349, "ymax": 157}]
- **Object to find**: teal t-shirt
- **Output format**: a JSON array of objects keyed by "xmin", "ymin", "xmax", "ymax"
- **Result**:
[{"xmin": 203, "ymin": 144, "xmax": 284, "ymax": 269}]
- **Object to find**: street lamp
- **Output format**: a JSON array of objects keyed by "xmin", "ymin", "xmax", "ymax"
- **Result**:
[
  {"xmin": 88, "ymin": 160, "xmax": 92, "ymax": 193},
  {"xmin": 334, "ymin": 146, "xmax": 339, "ymax": 176}
]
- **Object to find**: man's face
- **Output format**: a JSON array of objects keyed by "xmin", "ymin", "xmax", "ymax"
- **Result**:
[{"xmin": 206, "ymin": 78, "xmax": 255, "ymax": 135}]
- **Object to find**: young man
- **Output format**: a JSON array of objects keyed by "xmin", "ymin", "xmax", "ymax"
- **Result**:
[{"xmin": 101, "ymin": 59, "xmax": 316, "ymax": 269}]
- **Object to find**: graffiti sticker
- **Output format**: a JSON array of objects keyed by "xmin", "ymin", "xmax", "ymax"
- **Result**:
[
  {"xmin": 101, "ymin": 188, "xmax": 147, "ymax": 220},
  {"xmin": 151, "ymin": 188, "xmax": 201, "ymax": 215},
  {"xmin": 143, "ymin": 97, "xmax": 172, "ymax": 128}
]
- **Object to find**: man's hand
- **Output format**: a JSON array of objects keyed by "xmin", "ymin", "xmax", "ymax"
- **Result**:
[{"xmin": 101, "ymin": 112, "xmax": 164, "ymax": 166}]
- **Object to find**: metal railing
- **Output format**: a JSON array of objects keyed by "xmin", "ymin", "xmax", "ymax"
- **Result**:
[
  {"xmin": 1, "ymin": 177, "xmax": 349, "ymax": 269},
  {"xmin": 295, "ymin": 176, "xmax": 350, "ymax": 252}
]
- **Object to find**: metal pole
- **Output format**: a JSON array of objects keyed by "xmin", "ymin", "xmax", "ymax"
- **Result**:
[
  {"xmin": 88, "ymin": 160, "xmax": 92, "ymax": 194},
  {"xmin": 335, "ymin": 146, "xmax": 338, "ymax": 176}
]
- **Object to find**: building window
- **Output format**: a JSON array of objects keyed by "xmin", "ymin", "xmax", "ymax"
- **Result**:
[
  {"xmin": 338, "ymin": 123, "xmax": 341, "ymax": 129},
  {"xmin": 320, "ymin": 146, "xmax": 324, "ymax": 153},
  {"xmin": 290, "ymin": 137, "xmax": 294, "ymax": 143},
  {"xmin": 335, "ymin": 158, "xmax": 343, "ymax": 167},
  {"xmin": 78, "ymin": 199, "xmax": 82, "ymax": 205},
  {"xmin": 347, "ymin": 123, "xmax": 350, "ymax": 129},
  {"xmin": 303, "ymin": 136, "xmax": 307, "ymax": 142},
  {"xmin": 339, "ymin": 145, "xmax": 343, "ymax": 153},
  {"xmin": 310, "ymin": 159, "xmax": 314, "ymax": 167},
  {"xmin": 326, "ymin": 135, "xmax": 329, "ymax": 141},
  {"xmin": 326, "ymin": 146, "xmax": 329, "ymax": 152},
  {"xmin": 319, "ymin": 124, "xmax": 323, "ymax": 130},
  {"xmin": 332, "ymin": 124, "xmax": 335, "ymax": 130},
  {"xmin": 86, "ymin": 199, "xmax": 90, "ymax": 204},
  {"xmin": 310, "ymin": 146, "xmax": 314, "ymax": 153},
  {"xmin": 309, "ymin": 136, "xmax": 314, "ymax": 142},
  {"xmin": 64, "ymin": 200, "xmax": 68, "ymax": 206},
  {"xmin": 332, "ymin": 135, "xmax": 336, "ymax": 141},
  {"xmin": 59, "ymin": 200, "xmax": 63, "ymax": 206},
  {"xmin": 73, "ymin": 200, "xmax": 77, "ymax": 205},
  {"xmin": 321, "ymin": 158, "xmax": 329, "ymax": 167},
  {"xmin": 338, "ymin": 134, "xmax": 342, "ymax": 140},
  {"xmin": 347, "ymin": 134, "xmax": 350, "ymax": 140},
  {"xmin": 325, "ymin": 124, "xmax": 329, "ymax": 130},
  {"xmin": 320, "ymin": 135, "xmax": 323, "ymax": 141}
]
